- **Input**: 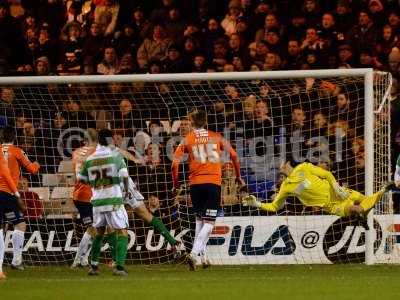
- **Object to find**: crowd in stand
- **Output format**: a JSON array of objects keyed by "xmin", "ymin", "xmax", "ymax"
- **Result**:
[
  {"xmin": 0, "ymin": 0, "xmax": 398, "ymax": 77},
  {"xmin": 0, "ymin": 0, "xmax": 399, "ymax": 215}
]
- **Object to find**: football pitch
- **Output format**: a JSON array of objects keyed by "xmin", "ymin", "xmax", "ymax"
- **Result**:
[{"xmin": 1, "ymin": 264, "xmax": 400, "ymax": 300}]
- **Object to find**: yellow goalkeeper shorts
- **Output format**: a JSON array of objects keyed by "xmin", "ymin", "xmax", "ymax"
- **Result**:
[{"xmin": 323, "ymin": 189, "xmax": 365, "ymax": 217}]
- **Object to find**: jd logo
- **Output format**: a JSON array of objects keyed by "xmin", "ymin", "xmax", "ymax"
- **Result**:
[
  {"xmin": 323, "ymin": 217, "xmax": 382, "ymax": 263},
  {"xmin": 227, "ymin": 225, "xmax": 296, "ymax": 256}
]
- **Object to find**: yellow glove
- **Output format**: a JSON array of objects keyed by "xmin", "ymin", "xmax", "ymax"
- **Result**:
[{"xmin": 242, "ymin": 195, "xmax": 261, "ymax": 208}]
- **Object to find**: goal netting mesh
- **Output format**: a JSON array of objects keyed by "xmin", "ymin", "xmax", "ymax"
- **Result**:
[{"xmin": 0, "ymin": 71, "xmax": 393, "ymax": 265}]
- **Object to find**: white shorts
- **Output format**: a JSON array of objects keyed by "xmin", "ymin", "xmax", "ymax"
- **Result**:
[
  {"xmin": 122, "ymin": 177, "xmax": 145, "ymax": 209},
  {"xmin": 93, "ymin": 206, "xmax": 129, "ymax": 229}
]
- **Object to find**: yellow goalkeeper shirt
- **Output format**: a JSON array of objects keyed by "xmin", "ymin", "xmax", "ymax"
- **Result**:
[{"xmin": 260, "ymin": 162, "xmax": 339, "ymax": 212}]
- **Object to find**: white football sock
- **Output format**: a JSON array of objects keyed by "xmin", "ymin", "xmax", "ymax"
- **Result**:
[
  {"xmin": 79, "ymin": 232, "xmax": 93, "ymax": 261},
  {"xmin": 191, "ymin": 223, "xmax": 213, "ymax": 256},
  {"xmin": 191, "ymin": 219, "xmax": 204, "ymax": 257},
  {"xmin": 194, "ymin": 218, "xmax": 203, "ymax": 240},
  {"xmin": 0, "ymin": 229, "xmax": 4, "ymax": 273},
  {"xmin": 12, "ymin": 229, "xmax": 24, "ymax": 266}
]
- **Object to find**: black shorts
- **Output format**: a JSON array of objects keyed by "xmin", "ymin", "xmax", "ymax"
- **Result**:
[
  {"xmin": 190, "ymin": 184, "xmax": 221, "ymax": 221},
  {"xmin": 0, "ymin": 192, "xmax": 25, "ymax": 225},
  {"xmin": 74, "ymin": 201, "xmax": 93, "ymax": 226}
]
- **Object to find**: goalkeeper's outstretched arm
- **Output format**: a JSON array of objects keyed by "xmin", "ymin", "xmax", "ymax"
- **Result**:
[{"xmin": 242, "ymin": 186, "xmax": 288, "ymax": 212}]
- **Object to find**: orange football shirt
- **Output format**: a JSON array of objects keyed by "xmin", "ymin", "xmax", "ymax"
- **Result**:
[
  {"xmin": 172, "ymin": 129, "xmax": 240, "ymax": 186},
  {"xmin": 72, "ymin": 146, "xmax": 95, "ymax": 202},
  {"xmin": 1, "ymin": 144, "xmax": 40, "ymax": 194},
  {"xmin": 0, "ymin": 145, "xmax": 18, "ymax": 194}
]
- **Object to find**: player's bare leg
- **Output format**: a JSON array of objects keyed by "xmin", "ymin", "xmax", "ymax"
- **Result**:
[{"xmin": 11, "ymin": 221, "xmax": 26, "ymax": 270}]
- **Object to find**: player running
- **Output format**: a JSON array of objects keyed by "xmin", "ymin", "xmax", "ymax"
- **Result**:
[
  {"xmin": 0, "ymin": 139, "xmax": 23, "ymax": 280},
  {"xmin": 172, "ymin": 109, "xmax": 244, "ymax": 271},
  {"xmin": 1, "ymin": 127, "xmax": 40, "ymax": 270},
  {"xmin": 71, "ymin": 128, "xmax": 97, "ymax": 268},
  {"xmin": 78, "ymin": 129, "xmax": 130, "ymax": 276},
  {"xmin": 242, "ymin": 159, "xmax": 393, "ymax": 217}
]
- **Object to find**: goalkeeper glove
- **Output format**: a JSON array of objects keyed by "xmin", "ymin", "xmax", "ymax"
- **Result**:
[
  {"xmin": 333, "ymin": 183, "xmax": 349, "ymax": 200},
  {"xmin": 242, "ymin": 195, "xmax": 261, "ymax": 208}
]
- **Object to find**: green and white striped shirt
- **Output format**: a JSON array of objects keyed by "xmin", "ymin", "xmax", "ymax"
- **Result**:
[{"xmin": 78, "ymin": 145, "xmax": 129, "ymax": 212}]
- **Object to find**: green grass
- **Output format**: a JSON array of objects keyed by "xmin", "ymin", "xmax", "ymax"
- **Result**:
[{"xmin": 1, "ymin": 264, "xmax": 400, "ymax": 300}]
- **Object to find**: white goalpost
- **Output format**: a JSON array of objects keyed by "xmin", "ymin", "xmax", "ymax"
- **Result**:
[{"xmin": 0, "ymin": 69, "xmax": 393, "ymax": 266}]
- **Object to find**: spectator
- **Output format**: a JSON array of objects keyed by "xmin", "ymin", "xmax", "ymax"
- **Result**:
[
  {"xmin": 221, "ymin": 0, "xmax": 242, "ymax": 36},
  {"xmin": 192, "ymin": 53, "xmax": 207, "ymax": 72},
  {"xmin": 255, "ymin": 13, "xmax": 283, "ymax": 43},
  {"xmin": 334, "ymin": 0, "xmax": 353, "ymax": 34},
  {"xmin": 35, "ymin": 56, "xmax": 51, "ymax": 75},
  {"xmin": 164, "ymin": 44, "xmax": 186, "ymax": 73},
  {"xmin": 319, "ymin": 13, "xmax": 339, "ymax": 53},
  {"xmin": 301, "ymin": 27, "xmax": 324, "ymax": 53},
  {"xmin": 250, "ymin": 40, "xmax": 268, "ymax": 69},
  {"xmin": 388, "ymin": 10, "xmax": 399, "ymax": 35},
  {"xmin": 311, "ymin": 111, "xmax": 329, "ymax": 137},
  {"xmin": 264, "ymin": 52, "xmax": 281, "ymax": 71},
  {"xmin": 284, "ymin": 39, "xmax": 301, "ymax": 69},
  {"xmin": 164, "ymin": 7, "xmax": 186, "ymax": 42},
  {"xmin": 228, "ymin": 33, "xmax": 249, "ymax": 67},
  {"xmin": 97, "ymin": 46, "xmax": 119, "ymax": 75},
  {"xmin": 113, "ymin": 98, "xmax": 147, "ymax": 133},
  {"xmin": 181, "ymin": 36, "xmax": 199, "ymax": 66},
  {"xmin": 150, "ymin": 0, "xmax": 175, "ymax": 23},
  {"xmin": 376, "ymin": 25, "xmax": 398, "ymax": 64},
  {"xmin": 130, "ymin": 6, "xmax": 151, "ymax": 41},
  {"xmin": 118, "ymin": 53, "xmax": 135, "ymax": 74},
  {"xmin": 18, "ymin": 176, "xmax": 43, "ymax": 220},
  {"xmin": 82, "ymin": 22, "xmax": 105, "ymax": 66},
  {"xmin": 57, "ymin": 21, "xmax": 83, "ymax": 75},
  {"xmin": 245, "ymin": 99, "xmax": 273, "ymax": 139},
  {"xmin": 137, "ymin": 24, "xmax": 171, "ymax": 70},
  {"xmin": 204, "ymin": 18, "xmax": 225, "ymax": 58},
  {"xmin": 94, "ymin": 0, "xmax": 119, "ymax": 36},
  {"xmin": 0, "ymin": 87, "xmax": 16, "ymax": 127},
  {"xmin": 211, "ymin": 38, "xmax": 231, "ymax": 71},
  {"xmin": 287, "ymin": 13, "xmax": 307, "ymax": 40},
  {"xmin": 65, "ymin": 99, "xmax": 95, "ymax": 129},
  {"xmin": 331, "ymin": 93, "xmax": 355, "ymax": 128},
  {"xmin": 347, "ymin": 10, "xmax": 378, "ymax": 54},
  {"xmin": 302, "ymin": 0, "xmax": 321, "ymax": 27},
  {"xmin": 338, "ymin": 44, "xmax": 355, "ymax": 67}
]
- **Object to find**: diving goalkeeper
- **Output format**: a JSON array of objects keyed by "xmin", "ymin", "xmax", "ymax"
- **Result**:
[{"xmin": 242, "ymin": 160, "xmax": 393, "ymax": 217}]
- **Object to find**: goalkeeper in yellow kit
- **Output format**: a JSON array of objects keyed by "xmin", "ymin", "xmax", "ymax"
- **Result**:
[{"xmin": 242, "ymin": 160, "xmax": 393, "ymax": 217}]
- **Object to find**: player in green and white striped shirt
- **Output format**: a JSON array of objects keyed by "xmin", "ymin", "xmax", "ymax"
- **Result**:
[{"xmin": 78, "ymin": 129, "xmax": 130, "ymax": 276}]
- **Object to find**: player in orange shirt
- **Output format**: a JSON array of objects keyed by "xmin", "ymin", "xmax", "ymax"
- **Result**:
[
  {"xmin": 172, "ymin": 109, "xmax": 244, "ymax": 270},
  {"xmin": 0, "ymin": 131, "xmax": 25, "ymax": 280},
  {"xmin": 1, "ymin": 127, "xmax": 40, "ymax": 270},
  {"xmin": 71, "ymin": 129, "xmax": 97, "ymax": 268}
]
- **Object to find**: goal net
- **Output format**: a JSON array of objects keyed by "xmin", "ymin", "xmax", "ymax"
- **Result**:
[{"xmin": 0, "ymin": 69, "xmax": 393, "ymax": 266}]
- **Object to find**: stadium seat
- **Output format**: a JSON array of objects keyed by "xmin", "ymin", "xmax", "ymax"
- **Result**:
[
  {"xmin": 42, "ymin": 174, "xmax": 61, "ymax": 187},
  {"xmin": 58, "ymin": 160, "xmax": 74, "ymax": 174},
  {"xmin": 29, "ymin": 187, "xmax": 50, "ymax": 202}
]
